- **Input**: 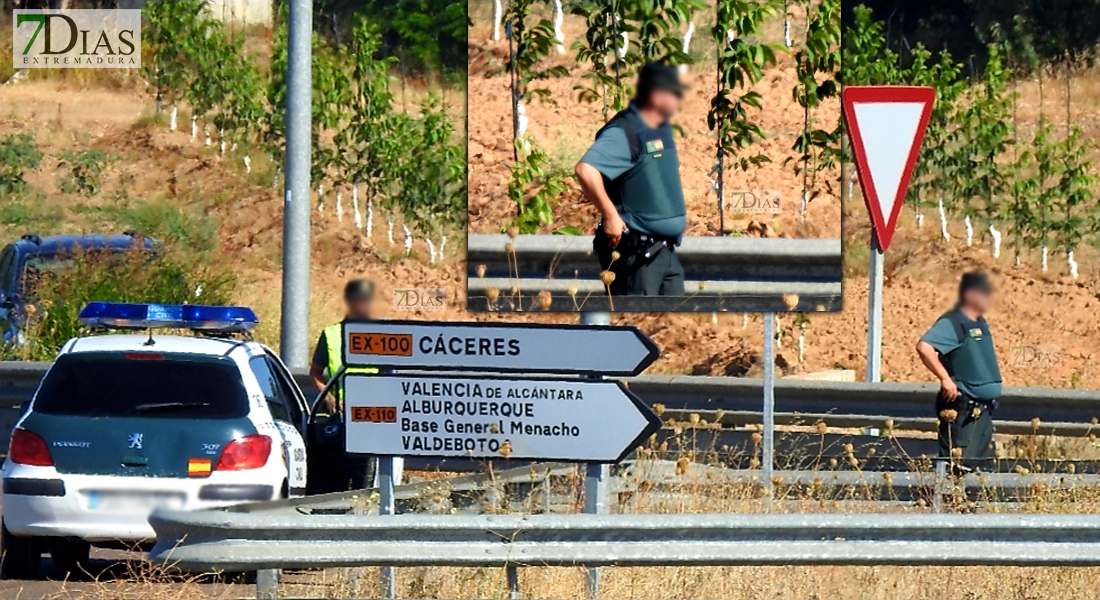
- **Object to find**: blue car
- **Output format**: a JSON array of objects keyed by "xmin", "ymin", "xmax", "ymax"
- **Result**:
[{"xmin": 0, "ymin": 233, "xmax": 159, "ymax": 345}]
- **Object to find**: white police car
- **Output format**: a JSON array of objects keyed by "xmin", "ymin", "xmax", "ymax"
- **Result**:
[{"xmin": 0, "ymin": 302, "xmax": 310, "ymax": 579}]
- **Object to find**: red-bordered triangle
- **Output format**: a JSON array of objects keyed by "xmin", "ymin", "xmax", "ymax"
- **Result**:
[{"xmin": 842, "ymin": 86, "xmax": 935, "ymax": 251}]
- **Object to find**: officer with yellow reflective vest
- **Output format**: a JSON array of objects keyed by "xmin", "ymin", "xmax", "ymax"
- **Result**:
[{"xmin": 309, "ymin": 279, "xmax": 380, "ymax": 414}]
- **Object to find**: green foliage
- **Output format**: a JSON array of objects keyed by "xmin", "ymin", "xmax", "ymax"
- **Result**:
[
  {"xmin": 0, "ymin": 134, "xmax": 43, "ymax": 196},
  {"xmin": 7, "ymin": 249, "xmax": 235, "ymax": 361},
  {"xmin": 508, "ymin": 138, "xmax": 569, "ymax": 234},
  {"xmin": 141, "ymin": 0, "xmax": 209, "ymax": 112},
  {"xmin": 571, "ymin": 0, "xmax": 629, "ymax": 118},
  {"xmin": 506, "ymin": 0, "xmax": 570, "ymax": 105},
  {"xmin": 708, "ymin": 0, "xmax": 784, "ymax": 172},
  {"xmin": 621, "ymin": 0, "xmax": 705, "ymax": 65},
  {"xmin": 57, "ymin": 150, "xmax": 110, "ymax": 197},
  {"xmin": 787, "ymin": 0, "xmax": 842, "ymax": 203}
]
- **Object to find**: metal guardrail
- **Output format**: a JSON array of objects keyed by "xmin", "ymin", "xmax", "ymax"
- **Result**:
[
  {"xmin": 150, "ymin": 510, "xmax": 1100, "ymax": 573},
  {"xmin": 466, "ymin": 234, "xmax": 842, "ymax": 311}
]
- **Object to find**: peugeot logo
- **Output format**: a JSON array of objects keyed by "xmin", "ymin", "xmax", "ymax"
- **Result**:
[{"xmin": 127, "ymin": 433, "xmax": 143, "ymax": 449}]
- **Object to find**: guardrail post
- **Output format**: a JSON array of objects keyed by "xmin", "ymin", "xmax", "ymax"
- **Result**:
[
  {"xmin": 580, "ymin": 311, "xmax": 612, "ymax": 326},
  {"xmin": 256, "ymin": 568, "xmax": 279, "ymax": 599},
  {"xmin": 933, "ymin": 458, "xmax": 947, "ymax": 513},
  {"xmin": 379, "ymin": 456, "xmax": 396, "ymax": 598},
  {"xmin": 762, "ymin": 312, "xmax": 776, "ymax": 504},
  {"xmin": 507, "ymin": 564, "xmax": 521, "ymax": 599},
  {"xmin": 583, "ymin": 462, "xmax": 609, "ymax": 598}
]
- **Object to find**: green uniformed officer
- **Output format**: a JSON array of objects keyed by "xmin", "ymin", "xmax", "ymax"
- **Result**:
[
  {"xmin": 309, "ymin": 279, "xmax": 380, "ymax": 414},
  {"xmin": 575, "ymin": 61, "xmax": 688, "ymax": 296},
  {"xmin": 916, "ymin": 271, "xmax": 1002, "ymax": 460}
]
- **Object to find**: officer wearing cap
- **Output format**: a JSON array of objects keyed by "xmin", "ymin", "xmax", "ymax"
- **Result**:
[
  {"xmin": 575, "ymin": 61, "xmax": 688, "ymax": 296},
  {"xmin": 916, "ymin": 271, "xmax": 1003, "ymax": 460},
  {"xmin": 310, "ymin": 279, "xmax": 380, "ymax": 414}
]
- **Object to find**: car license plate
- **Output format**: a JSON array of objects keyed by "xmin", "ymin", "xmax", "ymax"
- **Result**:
[{"xmin": 86, "ymin": 490, "xmax": 186, "ymax": 512}]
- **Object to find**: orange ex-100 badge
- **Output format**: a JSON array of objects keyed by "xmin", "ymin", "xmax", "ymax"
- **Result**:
[
  {"xmin": 348, "ymin": 333, "xmax": 413, "ymax": 357},
  {"xmin": 188, "ymin": 458, "xmax": 212, "ymax": 477}
]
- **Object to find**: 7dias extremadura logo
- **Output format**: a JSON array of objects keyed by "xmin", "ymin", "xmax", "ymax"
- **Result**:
[{"xmin": 13, "ymin": 9, "xmax": 140, "ymax": 69}]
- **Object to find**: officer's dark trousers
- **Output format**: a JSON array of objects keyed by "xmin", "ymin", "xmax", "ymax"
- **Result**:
[
  {"xmin": 594, "ymin": 229, "xmax": 686, "ymax": 296},
  {"xmin": 937, "ymin": 392, "xmax": 996, "ymax": 460}
]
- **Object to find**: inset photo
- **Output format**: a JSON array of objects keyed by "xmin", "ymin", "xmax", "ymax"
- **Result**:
[{"xmin": 467, "ymin": 0, "xmax": 842, "ymax": 312}]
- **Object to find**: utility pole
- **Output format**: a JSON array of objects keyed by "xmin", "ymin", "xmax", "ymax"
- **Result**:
[{"xmin": 280, "ymin": 0, "xmax": 312, "ymax": 368}]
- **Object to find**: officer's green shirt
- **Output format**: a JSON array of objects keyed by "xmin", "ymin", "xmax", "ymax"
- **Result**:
[
  {"xmin": 921, "ymin": 314, "xmax": 1002, "ymax": 400},
  {"xmin": 580, "ymin": 105, "xmax": 687, "ymax": 238}
]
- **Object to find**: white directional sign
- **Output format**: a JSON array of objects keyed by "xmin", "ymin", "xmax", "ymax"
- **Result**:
[
  {"xmin": 341, "ymin": 321, "xmax": 659, "ymax": 376},
  {"xmin": 344, "ymin": 374, "xmax": 661, "ymax": 462},
  {"xmin": 842, "ymin": 86, "xmax": 934, "ymax": 251}
]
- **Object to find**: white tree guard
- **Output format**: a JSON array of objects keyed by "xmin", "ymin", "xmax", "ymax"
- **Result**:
[
  {"xmin": 798, "ymin": 323, "xmax": 805, "ymax": 363},
  {"xmin": 679, "ymin": 22, "xmax": 695, "ymax": 74},
  {"xmin": 492, "ymin": 0, "xmax": 502, "ymax": 42},
  {"xmin": 989, "ymin": 223, "xmax": 1001, "ymax": 259},
  {"xmin": 1041, "ymin": 245, "xmax": 1049, "ymax": 272},
  {"xmin": 336, "ymin": 190, "xmax": 343, "ymax": 222},
  {"xmin": 317, "ymin": 183, "xmax": 324, "ymax": 213},
  {"xmin": 1068, "ymin": 250, "xmax": 1079, "ymax": 279},
  {"xmin": 231, "ymin": 142, "xmax": 238, "ymax": 153},
  {"xmin": 616, "ymin": 15, "xmax": 628, "ymax": 58},
  {"xmin": 937, "ymin": 198, "xmax": 950, "ymax": 241},
  {"xmin": 243, "ymin": 155, "xmax": 251, "ymax": 173},
  {"xmin": 387, "ymin": 217, "xmax": 395, "ymax": 245},
  {"xmin": 553, "ymin": 0, "xmax": 565, "ymax": 54},
  {"xmin": 774, "ymin": 314, "xmax": 783, "ymax": 349},
  {"xmin": 742, "ymin": 313, "xmax": 748, "ymax": 330},
  {"xmin": 516, "ymin": 102, "xmax": 529, "ymax": 136},
  {"xmin": 204, "ymin": 124, "xmax": 211, "ymax": 147},
  {"xmin": 367, "ymin": 199, "xmax": 374, "ymax": 237},
  {"xmin": 402, "ymin": 224, "xmax": 413, "ymax": 255},
  {"xmin": 352, "ymin": 184, "xmax": 362, "ymax": 230},
  {"xmin": 219, "ymin": 129, "xmax": 226, "ymax": 156},
  {"xmin": 784, "ymin": 19, "xmax": 791, "ymax": 48},
  {"xmin": 170, "ymin": 105, "xmax": 178, "ymax": 131},
  {"xmin": 964, "ymin": 215, "xmax": 973, "ymax": 247},
  {"xmin": 915, "ymin": 211, "xmax": 924, "ymax": 228},
  {"xmin": 427, "ymin": 238, "xmax": 437, "ymax": 264},
  {"xmin": 440, "ymin": 235, "xmax": 447, "ymax": 259},
  {"xmin": 191, "ymin": 115, "xmax": 198, "ymax": 141}
]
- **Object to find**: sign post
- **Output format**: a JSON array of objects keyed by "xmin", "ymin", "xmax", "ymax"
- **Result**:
[
  {"xmin": 341, "ymin": 320, "xmax": 661, "ymax": 599},
  {"xmin": 842, "ymin": 86, "xmax": 935, "ymax": 382}
]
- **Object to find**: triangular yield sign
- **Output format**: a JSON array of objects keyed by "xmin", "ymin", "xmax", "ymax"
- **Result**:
[{"xmin": 842, "ymin": 86, "xmax": 935, "ymax": 251}]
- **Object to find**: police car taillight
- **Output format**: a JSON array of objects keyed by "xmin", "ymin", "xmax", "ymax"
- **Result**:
[
  {"xmin": 215, "ymin": 434, "xmax": 272, "ymax": 471},
  {"xmin": 78, "ymin": 302, "xmax": 258, "ymax": 333},
  {"xmin": 10, "ymin": 429, "xmax": 53, "ymax": 467}
]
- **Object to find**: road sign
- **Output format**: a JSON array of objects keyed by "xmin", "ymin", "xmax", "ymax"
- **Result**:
[
  {"xmin": 842, "ymin": 86, "xmax": 935, "ymax": 252},
  {"xmin": 343, "ymin": 374, "xmax": 661, "ymax": 462},
  {"xmin": 341, "ymin": 320, "xmax": 659, "ymax": 376}
]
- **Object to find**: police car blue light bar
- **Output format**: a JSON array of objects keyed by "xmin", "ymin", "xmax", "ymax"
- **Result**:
[{"xmin": 79, "ymin": 302, "xmax": 258, "ymax": 332}]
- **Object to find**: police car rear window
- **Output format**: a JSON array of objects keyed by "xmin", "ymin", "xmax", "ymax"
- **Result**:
[{"xmin": 34, "ymin": 352, "xmax": 249, "ymax": 419}]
